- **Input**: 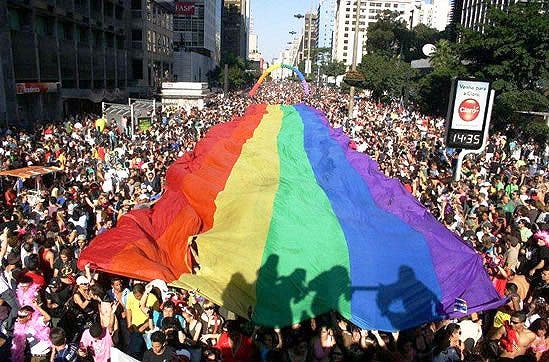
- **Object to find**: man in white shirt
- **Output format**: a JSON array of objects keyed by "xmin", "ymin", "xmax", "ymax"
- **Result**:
[
  {"xmin": 458, "ymin": 314, "xmax": 483, "ymax": 353},
  {"xmin": 0, "ymin": 271, "xmax": 18, "ymax": 335}
]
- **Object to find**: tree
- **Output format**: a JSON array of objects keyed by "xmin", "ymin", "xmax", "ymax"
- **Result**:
[
  {"xmin": 407, "ymin": 24, "xmax": 443, "ymax": 61},
  {"xmin": 413, "ymin": 39, "xmax": 466, "ymax": 116},
  {"xmin": 323, "ymin": 60, "xmax": 346, "ymax": 77},
  {"xmin": 429, "ymin": 39, "xmax": 461, "ymax": 71},
  {"xmin": 358, "ymin": 53, "xmax": 416, "ymax": 101},
  {"xmin": 366, "ymin": 10, "xmax": 412, "ymax": 59},
  {"xmin": 457, "ymin": 2, "xmax": 549, "ymax": 93},
  {"xmin": 218, "ymin": 54, "xmax": 258, "ymax": 91},
  {"xmin": 493, "ymin": 90, "xmax": 549, "ymax": 142}
]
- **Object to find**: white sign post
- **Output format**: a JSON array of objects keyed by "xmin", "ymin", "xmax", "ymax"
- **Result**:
[
  {"xmin": 444, "ymin": 79, "xmax": 494, "ymax": 181},
  {"xmin": 454, "ymin": 89, "xmax": 495, "ymax": 181}
]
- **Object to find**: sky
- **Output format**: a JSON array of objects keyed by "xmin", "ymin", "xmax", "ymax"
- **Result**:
[{"xmin": 251, "ymin": 0, "xmax": 319, "ymax": 62}]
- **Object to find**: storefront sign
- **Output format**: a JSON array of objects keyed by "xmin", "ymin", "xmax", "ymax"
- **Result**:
[
  {"xmin": 138, "ymin": 117, "xmax": 152, "ymax": 131},
  {"xmin": 175, "ymin": 2, "xmax": 196, "ymax": 15},
  {"xmin": 16, "ymin": 82, "xmax": 59, "ymax": 95}
]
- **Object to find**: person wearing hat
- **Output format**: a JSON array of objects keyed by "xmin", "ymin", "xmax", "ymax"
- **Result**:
[
  {"xmin": 12, "ymin": 302, "xmax": 52, "ymax": 362},
  {"xmin": 71, "ymin": 276, "xmax": 97, "ymax": 338}
]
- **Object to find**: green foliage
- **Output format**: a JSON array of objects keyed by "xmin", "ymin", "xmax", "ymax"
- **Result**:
[
  {"xmin": 219, "ymin": 54, "xmax": 259, "ymax": 91},
  {"xmin": 366, "ymin": 10, "xmax": 412, "ymax": 59},
  {"xmin": 323, "ymin": 60, "xmax": 347, "ymax": 77},
  {"xmin": 413, "ymin": 39, "xmax": 466, "ymax": 115},
  {"xmin": 407, "ymin": 24, "xmax": 443, "ymax": 61},
  {"xmin": 457, "ymin": 2, "xmax": 549, "ymax": 93},
  {"xmin": 430, "ymin": 39, "xmax": 462, "ymax": 71},
  {"xmin": 358, "ymin": 53, "xmax": 416, "ymax": 101},
  {"xmin": 523, "ymin": 122, "xmax": 549, "ymax": 144},
  {"xmin": 494, "ymin": 90, "xmax": 549, "ymax": 127}
]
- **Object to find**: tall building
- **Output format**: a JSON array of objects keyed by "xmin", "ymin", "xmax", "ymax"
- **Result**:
[
  {"xmin": 0, "ymin": 0, "xmax": 175, "ymax": 125},
  {"xmin": 172, "ymin": 0, "xmax": 222, "ymax": 82},
  {"xmin": 332, "ymin": 0, "xmax": 448, "ymax": 66},
  {"xmin": 459, "ymin": 0, "xmax": 534, "ymax": 30},
  {"xmin": 298, "ymin": 8, "xmax": 320, "ymax": 67},
  {"xmin": 1, "ymin": 0, "xmax": 133, "ymax": 124},
  {"xmin": 221, "ymin": 0, "xmax": 250, "ymax": 60},
  {"xmin": 319, "ymin": 0, "xmax": 337, "ymax": 49},
  {"xmin": 417, "ymin": 0, "xmax": 451, "ymax": 31},
  {"xmin": 129, "ymin": 0, "xmax": 174, "ymax": 98}
]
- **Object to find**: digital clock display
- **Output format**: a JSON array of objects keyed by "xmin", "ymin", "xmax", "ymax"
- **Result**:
[
  {"xmin": 446, "ymin": 130, "xmax": 483, "ymax": 150},
  {"xmin": 444, "ymin": 79, "xmax": 491, "ymax": 151}
]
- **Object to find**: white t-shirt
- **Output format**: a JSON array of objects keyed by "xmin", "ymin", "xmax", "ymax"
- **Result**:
[{"xmin": 26, "ymin": 316, "xmax": 51, "ymax": 355}]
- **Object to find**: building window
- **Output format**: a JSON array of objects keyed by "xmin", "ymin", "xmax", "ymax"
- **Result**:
[
  {"xmin": 343, "ymin": 52, "xmax": 347, "ymax": 57},
  {"xmin": 78, "ymin": 27, "xmax": 89, "ymax": 44},
  {"xmin": 59, "ymin": 22, "xmax": 73, "ymax": 40},
  {"xmin": 132, "ymin": 58, "xmax": 143, "ymax": 79},
  {"xmin": 7, "ymin": 9, "xmax": 22, "ymax": 31},
  {"xmin": 132, "ymin": 29, "xmax": 142, "ymax": 41},
  {"xmin": 131, "ymin": 0, "xmax": 141, "ymax": 10}
]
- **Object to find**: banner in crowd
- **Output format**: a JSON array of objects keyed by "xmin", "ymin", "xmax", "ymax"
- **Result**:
[
  {"xmin": 111, "ymin": 347, "xmax": 139, "ymax": 362},
  {"xmin": 78, "ymin": 104, "xmax": 504, "ymax": 331},
  {"xmin": 138, "ymin": 117, "xmax": 152, "ymax": 131}
]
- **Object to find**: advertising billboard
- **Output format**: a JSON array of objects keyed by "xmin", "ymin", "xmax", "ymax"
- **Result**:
[
  {"xmin": 175, "ymin": 2, "xmax": 195, "ymax": 15},
  {"xmin": 445, "ymin": 79, "xmax": 491, "ymax": 150}
]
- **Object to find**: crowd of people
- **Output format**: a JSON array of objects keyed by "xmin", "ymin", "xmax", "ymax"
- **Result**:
[{"xmin": 0, "ymin": 81, "xmax": 548, "ymax": 362}]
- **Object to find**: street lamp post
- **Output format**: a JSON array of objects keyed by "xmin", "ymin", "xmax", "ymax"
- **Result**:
[{"xmin": 347, "ymin": 0, "xmax": 362, "ymax": 126}]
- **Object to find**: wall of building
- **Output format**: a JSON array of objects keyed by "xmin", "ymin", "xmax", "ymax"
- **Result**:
[
  {"xmin": 1, "ymin": 0, "xmax": 135, "ymax": 124},
  {"xmin": 173, "ymin": 49, "xmax": 214, "ymax": 82},
  {"xmin": 172, "ymin": 0, "xmax": 221, "ymax": 83},
  {"xmin": 221, "ymin": 0, "xmax": 249, "ymax": 59},
  {"xmin": 128, "ymin": 0, "xmax": 174, "ymax": 98},
  {"xmin": 319, "ymin": 0, "xmax": 336, "ymax": 49},
  {"xmin": 460, "ymin": 0, "xmax": 515, "ymax": 30}
]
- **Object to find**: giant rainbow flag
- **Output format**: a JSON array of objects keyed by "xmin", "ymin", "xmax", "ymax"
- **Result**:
[{"xmin": 78, "ymin": 104, "xmax": 504, "ymax": 331}]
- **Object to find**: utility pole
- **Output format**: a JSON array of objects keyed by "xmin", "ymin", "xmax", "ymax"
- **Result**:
[
  {"xmin": 224, "ymin": 64, "xmax": 228, "ymax": 94},
  {"xmin": 347, "ymin": 0, "xmax": 361, "ymax": 127},
  {"xmin": 307, "ymin": 12, "xmax": 312, "ymax": 75}
]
